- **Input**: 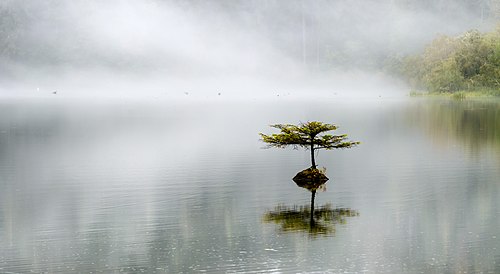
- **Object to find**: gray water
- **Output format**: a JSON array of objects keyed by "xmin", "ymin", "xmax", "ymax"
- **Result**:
[{"xmin": 0, "ymin": 97, "xmax": 499, "ymax": 273}]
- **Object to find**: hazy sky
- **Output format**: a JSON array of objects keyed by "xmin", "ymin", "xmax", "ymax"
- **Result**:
[{"xmin": 0, "ymin": 0, "xmax": 496, "ymax": 98}]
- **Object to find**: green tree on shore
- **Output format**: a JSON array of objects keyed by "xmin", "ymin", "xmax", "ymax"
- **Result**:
[{"xmin": 395, "ymin": 26, "xmax": 500, "ymax": 93}]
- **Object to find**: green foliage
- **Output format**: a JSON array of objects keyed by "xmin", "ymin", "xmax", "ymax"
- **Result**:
[
  {"xmin": 424, "ymin": 57, "xmax": 464, "ymax": 92},
  {"xmin": 451, "ymin": 91, "xmax": 467, "ymax": 100},
  {"xmin": 260, "ymin": 121, "xmax": 359, "ymax": 150},
  {"xmin": 260, "ymin": 121, "xmax": 359, "ymax": 168},
  {"xmin": 396, "ymin": 27, "xmax": 500, "ymax": 94},
  {"xmin": 260, "ymin": 121, "xmax": 360, "ymax": 169}
]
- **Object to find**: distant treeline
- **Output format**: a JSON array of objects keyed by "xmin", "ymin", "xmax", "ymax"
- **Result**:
[{"xmin": 387, "ymin": 26, "xmax": 500, "ymax": 93}]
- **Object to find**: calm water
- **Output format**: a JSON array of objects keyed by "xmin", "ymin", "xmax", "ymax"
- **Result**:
[{"xmin": 0, "ymin": 97, "xmax": 499, "ymax": 273}]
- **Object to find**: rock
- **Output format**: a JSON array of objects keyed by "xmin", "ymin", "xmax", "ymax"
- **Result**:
[{"xmin": 292, "ymin": 168, "xmax": 329, "ymax": 191}]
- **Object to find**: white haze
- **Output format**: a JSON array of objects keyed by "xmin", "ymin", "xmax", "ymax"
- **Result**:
[{"xmin": 0, "ymin": 0, "xmax": 496, "ymax": 99}]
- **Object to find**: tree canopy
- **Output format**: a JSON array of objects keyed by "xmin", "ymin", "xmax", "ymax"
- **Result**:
[
  {"xmin": 390, "ymin": 27, "xmax": 500, "ymax": 94},
  {"xmin": 260, "ymin": 121, "xmax": 360, "ymax": 168}
]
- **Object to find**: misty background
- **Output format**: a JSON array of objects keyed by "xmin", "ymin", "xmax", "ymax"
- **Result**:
[
  {"xmin": 2, "ymin": 2, "xmax": 500, "ymax": 272},
  {"xmin": 0, "ymin": 0, "xmax": 498, "ymax": 98}
]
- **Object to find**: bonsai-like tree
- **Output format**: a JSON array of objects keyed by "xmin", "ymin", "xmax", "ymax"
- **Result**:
[
  {"xmin": 259, "ymin": 121, "xmax": 359, "ymax": 169},
  {"xmin": 260, "ymin": 121, "xmax": 359, "ymax": 225}
]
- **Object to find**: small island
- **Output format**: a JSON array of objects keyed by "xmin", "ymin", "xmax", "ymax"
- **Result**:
[{"xmin": 260, "ymin": 121, "xmax": 359, "ymax": 226}]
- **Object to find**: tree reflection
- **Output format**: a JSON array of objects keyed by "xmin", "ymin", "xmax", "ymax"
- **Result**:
[
  {"xmin": 263, "ymin": 204, "xmax": 359, "ymax": 236},
  {"xmin": 293, "ymin": 167, "xmax": 329, "ymax": 226}
]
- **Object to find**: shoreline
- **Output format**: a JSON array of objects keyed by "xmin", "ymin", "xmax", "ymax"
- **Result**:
[{"xmin": 409, "ymin": 89, "xmax": 500, "ymax": 99}]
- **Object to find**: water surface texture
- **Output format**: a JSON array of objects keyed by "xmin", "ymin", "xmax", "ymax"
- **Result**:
[{"xmin": 1, "ymin": 98, "xmax": 499, "ymax": 273}]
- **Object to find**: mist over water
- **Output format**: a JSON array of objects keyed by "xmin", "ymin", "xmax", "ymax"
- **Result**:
[
  {"xmin": 1, "ymin": 0, "xmax": 497, "ymax": 98},
  {"xmin": 1, "ymin": 2, "xmax": 500, "ymax": 273}
]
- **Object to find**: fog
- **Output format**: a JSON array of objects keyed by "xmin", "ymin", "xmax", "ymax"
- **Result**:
[
  {"xmin": 2, "ymin": 3, "xmax": 500, "ymax": 272},
  {"xmin": 0, "ymin": 0, "xmax": 497, "ymax": 99}
]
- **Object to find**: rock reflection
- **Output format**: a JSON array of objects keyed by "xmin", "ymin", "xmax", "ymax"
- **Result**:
[{"xmin": 263, "ymin": 204, "xmax": 359, "ymax": 236}]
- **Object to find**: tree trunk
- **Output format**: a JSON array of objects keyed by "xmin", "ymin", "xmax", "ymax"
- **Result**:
[
  {"xmin": 310, "ymin": 144, "xmax": 316, "ymax": 169},
  {"xmin": 310, "ymin": 190, "xmax": 316, "ymax": 226}
]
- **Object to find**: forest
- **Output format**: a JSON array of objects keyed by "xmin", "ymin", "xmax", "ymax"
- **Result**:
[{"xmin": 389, "ymin": 26, "xmax": 500, "ymax": 95}]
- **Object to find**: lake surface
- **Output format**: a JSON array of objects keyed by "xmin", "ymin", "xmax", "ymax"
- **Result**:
[{"xmin": 1, "ymin": 97, "xmax": 499, "ymax": 273}]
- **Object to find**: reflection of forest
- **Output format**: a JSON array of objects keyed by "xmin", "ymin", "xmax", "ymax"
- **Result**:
[
  {"xmin": 398, "ymin": 99, "xmax": 500, "ymax": 273},
  {"xmin": 409, "ymin": 99, "xmax": 500, "ymax": 156},
  {"xmin": 263, "ymin": 204, "xmax": 359, "ymax": 236}
]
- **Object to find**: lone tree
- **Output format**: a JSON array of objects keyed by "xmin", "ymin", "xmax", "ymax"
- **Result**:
[
  {"xmin": 260, "ymin": 121, "xmax": 359, "ymax": 225},
  {"xmin": 259, "ymin": 121, "xmax": 360, "ymax": 169}
]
